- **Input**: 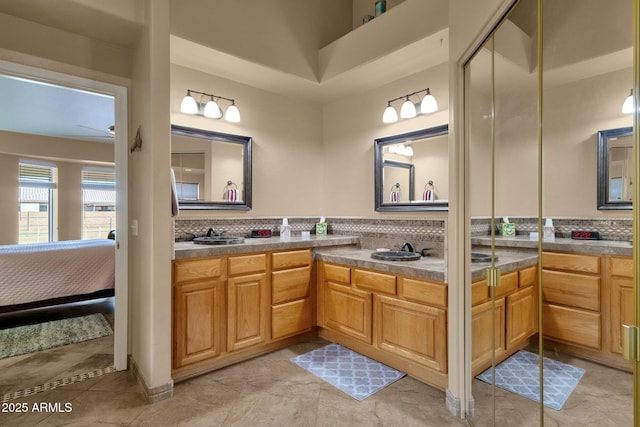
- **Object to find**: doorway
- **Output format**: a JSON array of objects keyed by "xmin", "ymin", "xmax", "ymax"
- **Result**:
[{"xmin": 0, "ymin": 60, "xmax": 128, "ymax": 392}]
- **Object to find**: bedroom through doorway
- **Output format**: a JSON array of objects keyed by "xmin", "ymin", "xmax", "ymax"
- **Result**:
[{"xmin": 0, "ymin": 60, "xmax": 128, "ymax": 399}]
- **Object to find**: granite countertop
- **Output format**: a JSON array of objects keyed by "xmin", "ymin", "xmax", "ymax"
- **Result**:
[
  {"xmin": 175, "ymin": 234, "xmax": 629, "ymax": 285},
  {"xmin": 471, "ymin": 236, "xmax": 633, "ymax": 256},
  {"xmin": 314, "ymin": 246, "xmax": 447, "ymax": 283},
  {"xmin": 173, "ymin": 235, "xmax": 360, "ymax": 259}
]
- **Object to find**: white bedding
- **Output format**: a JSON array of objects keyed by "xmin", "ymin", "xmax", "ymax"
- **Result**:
[{"xmin": 0, "ymin": 239, "xmax": 115, "ymax": 307}]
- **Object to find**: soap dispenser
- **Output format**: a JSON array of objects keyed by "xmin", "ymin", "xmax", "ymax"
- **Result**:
[
  {"xmin": 543, "ymin": 218, "xmax": 555, "ymax": 241},
  {"xmin": 280, "ymin": 218, "xmax": 291, "ymax": 241}
]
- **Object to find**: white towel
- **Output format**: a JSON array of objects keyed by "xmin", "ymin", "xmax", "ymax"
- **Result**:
[{"xmin": 170, "ymin": 168, "xmax": 179, "ymax": 217}]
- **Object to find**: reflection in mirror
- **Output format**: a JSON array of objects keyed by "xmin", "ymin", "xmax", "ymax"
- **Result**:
[
  {"xmin": 374, "ymin": 124, "xmax": 448, "ymax": 211},
  {"xmin": 171, "ymin": 124, "xmax": 252, "ymax": 210},
  {"xmin": 597, "ymin": 127, "xmax": 632, "ymax": 210}
]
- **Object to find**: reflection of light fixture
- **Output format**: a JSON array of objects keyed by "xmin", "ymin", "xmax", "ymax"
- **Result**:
[
  {"xmin": 387, "ymin": 144, "xmax": 413, "ymax": 156},
  {"xmin": 180, "ymin": 89, "xmax": 241, "ymax": 122},
  {"xmin": 381, "ymin": 88, "xmax": 438, "ymax": 123},
  {"xmin": 622, "ymin": 89, "xmax": 633, "ymax": 114}
]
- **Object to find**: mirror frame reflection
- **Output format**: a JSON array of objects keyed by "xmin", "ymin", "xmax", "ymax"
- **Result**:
[
  {"xmin": 597, "ymin": 127, "xmax": 632, "ymax": 210},
  {"xmin": 171, "ymin": 124, "xmax": 252, "ymax": 210},
  {"xmin": 374, "ymin": 124, "xmax": 448, "ymax": 212}
]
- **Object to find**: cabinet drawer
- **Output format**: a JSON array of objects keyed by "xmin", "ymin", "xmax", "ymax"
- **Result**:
[
  {"xmin": 471, "ymin": 278, "xmax": 489, "ymax": 305},
  {"xmin": 399, "ymin": 277, "xmax": 447, "ymax": 308},
  {"xmin": 324, "ymin": 263, "xmax": 351, "ymax": 284},
  {"xmin": 228, "ymin": 253, "xmax": 267, "ymax": 276},
  {"xmin": 542, "ymin": 303, "xmax": 601, "ymax": 349},
  {"xmin": 542, "ymin": 252, "xmax": 600, "ymax": 274},
  {"xmin": 174, "ymin": 257, "xmax": 224, "ymax": 283},
  {"xmin": 272, "ymin": 298, "xmax": 313, "ymax": 339},
  {"xmin": 519, "ymin": 265, "xmax": 537, "ymax": 288},
  {"xmin": 272, "ymin": 266, "xmax": 311, "ymax": 304},
  {"xmin": 495, "ymin": 271, "xmax": 518, "ymax": 298},
  {"xmin": 542, "ymin": 269, "xmax": 600, "ymax": 311},
  {"xmin": 272, "ymin": 249, "xmax": 311, "ymax": 270},
  {"xmin": 353, "ymin": 269, "xmax": 397, "ymax": 295},
  {"xmin": 609, "ymin": 256, "xmax": 633, "ymax": 278}
]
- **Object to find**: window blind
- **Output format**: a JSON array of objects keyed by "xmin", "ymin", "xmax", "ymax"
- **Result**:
[{"xmin": 19, "ymin": 162, "xmax": 57, "ymax": 189}]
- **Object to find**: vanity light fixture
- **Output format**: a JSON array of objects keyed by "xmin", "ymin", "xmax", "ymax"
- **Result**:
[
  {"xmin": 400, "ymin": 96, "xmax": 417, "ymax": 119},
  {"xmin": 622, "ymin": 89, "xmax": 633, "ymax": 114},
  {"xmin": 382, "ymin": 88, "xmax": 438, "ymax": 123},
  {"xmin": 180, "ymin": 89, "xmax": 241, "ymax": 122}
]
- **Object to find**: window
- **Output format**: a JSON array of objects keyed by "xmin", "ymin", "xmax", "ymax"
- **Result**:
[
  {"xmin": 176, "ymin": 182, "xmax": 199, "ymax": 200},
  {"xmin": 82, "ymin": 167, "xmax": 116, "ymax": 239},
  {"xmin": 19, "ymin": 161, "xmax": 57, "ymax": 243}
]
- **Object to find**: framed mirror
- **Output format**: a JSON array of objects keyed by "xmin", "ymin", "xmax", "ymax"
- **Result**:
[
  {"xmin": 597, "ymin": 127, "xmax": 632, "ymax": 210},
  {"xmin": 171, "ymin": 124, "xmax": 252, "ymax": 210},
  {"xmin": 374, "ymin": 124, "xmax": 448, "ymax": 211}
]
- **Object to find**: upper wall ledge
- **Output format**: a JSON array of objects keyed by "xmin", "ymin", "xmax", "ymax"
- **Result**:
[{"xmin": 318, "ymin": 0, "xmax": 449, "ymax": 83}]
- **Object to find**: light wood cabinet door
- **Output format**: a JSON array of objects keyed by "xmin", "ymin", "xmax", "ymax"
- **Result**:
[
  {"xmin": 472, "ymin": 298, "xmax": 506, "ymax": 375},
  {"xmin": 375, "ymin": 295, "xmax": 447, "ymax": 373},
  {"xmin": 324, "ymin": 281, "xmax": 372, "ymax": 344},
  {"xmin": 506, "ymin": 285, "xmax": 537, "ymax": 350},
  {"xmin": 173, "ymin": 279, "xmax": 225, "ymax": 368},
  {"xmin": 227, "ymin": 273, "xmax": 269, "ymax": 352},
  {"xmin": 610, "ymin": 277, "xmax": 634, "ymax": 354}
]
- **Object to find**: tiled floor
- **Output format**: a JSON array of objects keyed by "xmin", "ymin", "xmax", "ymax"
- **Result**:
[
  {"xmin": 0, "ymin": 300, "xmax": 635, "ymax": 426},
  {"xmin": 2, "ymin": 337, "xmax": 466, "ymax": 427}
]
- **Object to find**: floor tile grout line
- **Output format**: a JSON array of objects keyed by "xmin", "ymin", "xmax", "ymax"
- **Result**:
[{"xmin": 1, "ymin": 365, "xmax": 117, "ymax": 403}]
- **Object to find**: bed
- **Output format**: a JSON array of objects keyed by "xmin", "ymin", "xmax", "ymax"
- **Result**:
[{"xmin": 0, "ymin": 239, "xmax": 115, "ymax": 313}]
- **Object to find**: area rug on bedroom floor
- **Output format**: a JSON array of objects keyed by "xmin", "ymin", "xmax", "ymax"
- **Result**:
[
  {"xmin": 476, "ymin": 350, "xmax": 585, "ymax": 410},
  {"xmin": 0, "ymin": 313, "xmax": 113, "ymax": 359},
  {"xmin": 291, "ymin": 343, "xmax": 406, "ymax": 401}
]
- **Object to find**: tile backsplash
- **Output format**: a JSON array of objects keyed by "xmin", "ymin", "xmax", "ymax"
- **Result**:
[
  {"xmin": 471, "ymin": 217, "xmax": 632, "ymax": 241},
  {"xmin": 174, "ymin": 216, "xmax": 447, "ymax": 257}
]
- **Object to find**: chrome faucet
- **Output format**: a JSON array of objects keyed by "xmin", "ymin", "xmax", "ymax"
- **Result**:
[
  {"xmin": 206, "ymin": 227, "xmax": 222, "ymax": 237},
  {"xmin": 399, "ymin": 242, "xmax": 414, "ymax": 253}
]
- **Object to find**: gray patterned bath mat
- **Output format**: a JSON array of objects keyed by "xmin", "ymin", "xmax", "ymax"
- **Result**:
[
  {"xmin": 0, "ymin": 313, "xmax": 113, "ymax": 359},
  {"xmin": 291, "ymin": 343, "xmax": 406, "ymax": 400},
  {"xmin": 477, "ymin": 350, "xmax": 585, "ymax": 410}
]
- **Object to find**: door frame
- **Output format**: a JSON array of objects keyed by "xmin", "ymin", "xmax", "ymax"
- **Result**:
[{"xmin": 0, "ymin": 59, "xmax": 129, "ymax": 370}]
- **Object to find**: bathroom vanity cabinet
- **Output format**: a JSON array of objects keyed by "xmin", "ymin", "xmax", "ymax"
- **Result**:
[
  {"xmin": 172, "ymin": 249, "xmax": 314, "ymax": 381},
  {"xmin": 471, "ymin": 265, "xmax": 538, "ymax": 376},
  {"xmin": 316, "ymin": 261, "xmax": 448, "ymax": 389},
  {"xmin": 541, "ymin": 251, "xmax": 633, "ymax": 371}
]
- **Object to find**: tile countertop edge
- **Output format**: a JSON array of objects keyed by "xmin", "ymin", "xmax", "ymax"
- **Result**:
[
  {"xmin": 471, "ymin": 236, "xmax": 633, "ymax": 256},
  {"xmin": 314, "ymin": 247, "xmax": 447, "ymax": 283},
  {"xmin": 173, "ymin": 235, "xmax": 360, "ymax": 259}
]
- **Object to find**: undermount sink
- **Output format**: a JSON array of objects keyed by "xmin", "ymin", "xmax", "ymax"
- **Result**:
[
  {"xmin": 193, "ymin": 236, "xmax": 245, "ymax": 245},
  {"xmin": 471, "ymin": 252, "xmax": 498, "ymax": 263},
  {"xmin": 371, "ymin": 251, "xmax": 422, "ymax": 261}
]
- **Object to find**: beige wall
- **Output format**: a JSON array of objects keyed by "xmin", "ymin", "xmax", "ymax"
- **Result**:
[
  {"xmin": 0, "ymin": 154, "xmax": 19, "ymax": 244},
  {"xmin": 57, "ymin": 162, "xmax": 84, "ymax": 241},
  {"xmin": 128, "ymin": 0, "xmax": 173, "ymax": 392},
  {"xmin": 321, "ymin": 62, "xmax": 449, "ymax": 217},
  {"xmin": 171, "ymin": 64, "xmax": 325, "ymax": 217},
  {"xmin": 0, "ymin": 12, "xmax": 132, "ymax": 79},
  {"xmin": 169, "ymin": 0, "xmax": 352, "ymax": 81}
]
